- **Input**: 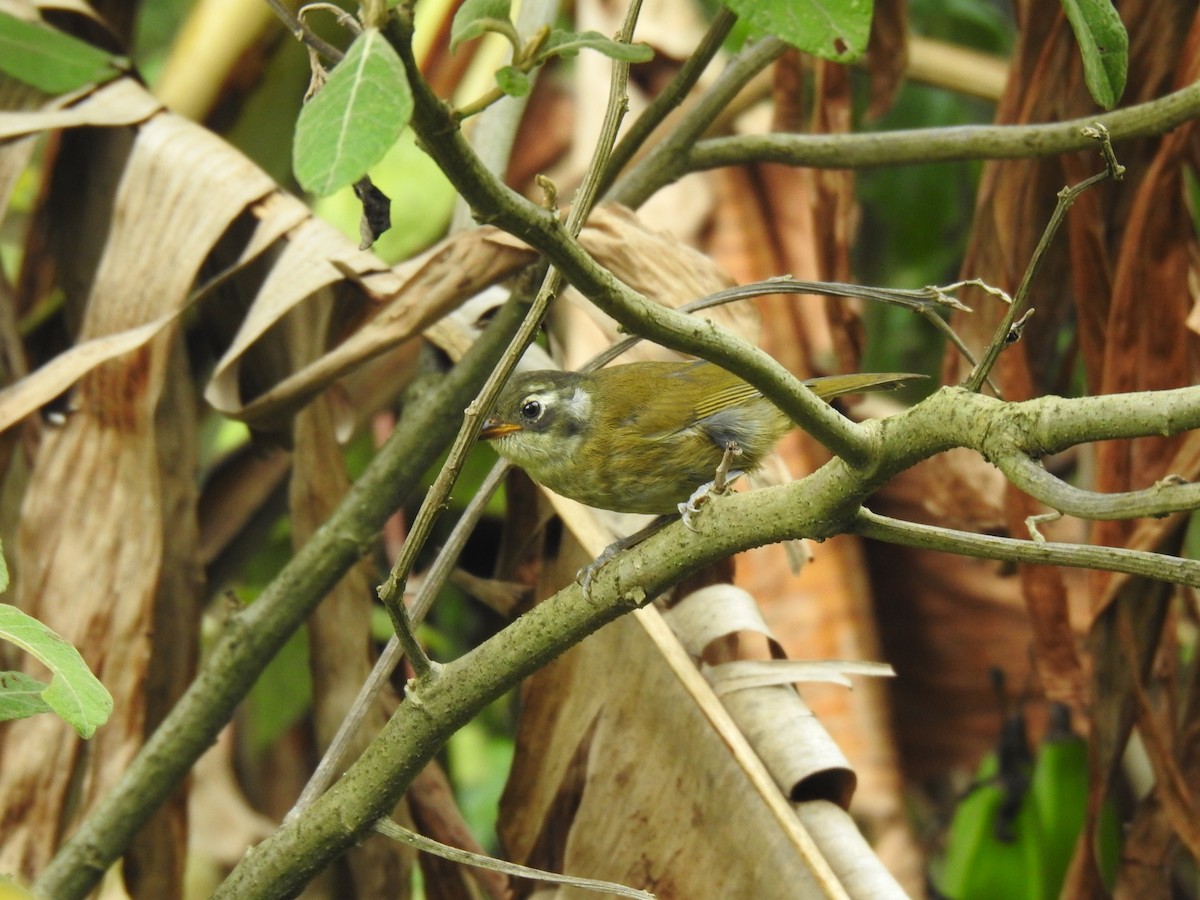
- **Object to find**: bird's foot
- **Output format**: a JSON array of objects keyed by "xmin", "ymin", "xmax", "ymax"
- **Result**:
[
  {"xmin": 577, "ymin": 542, "xmax": 622, "ymax": 597},
  {"xmin": 679, "ymin": 443, "xmax": 744, "ymax": 531},
  {"xmin": 576, "ymin": 516, "xmax": 673, "ymax": 598}
]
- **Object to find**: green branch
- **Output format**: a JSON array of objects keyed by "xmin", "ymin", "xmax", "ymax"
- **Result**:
[
  {"xmin": 852, "ymin": 509, "xmax": 1200, "ymax": 587},
  {"xmin": 204, "ymin": 382, "xmax": 1200, "ymax": 899},
  {"xmin": 611, "ymin": 76, "xmax": 1200, "ymax": 203}
]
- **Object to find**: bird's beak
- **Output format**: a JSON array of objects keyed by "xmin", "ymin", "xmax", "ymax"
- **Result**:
[{"xmin": 480, "ymin": 419, "xmax": 522, "ymax": 440}]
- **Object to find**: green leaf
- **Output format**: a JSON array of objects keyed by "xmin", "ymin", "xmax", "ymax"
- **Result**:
[
  {"xmin": 0, "ymin": 11, "xmax": 125, "ymax": 93},
  {"xmin": 0, "ymin": 604, "xmax": 113, "ymax": 738},
  {"xmin": 495, "ymin": 65, "xmax": 531, "ymax": 97},
  {"xmin": 721, "ymin": 0, "xmax": 873, "ymax": 62},
  {"xmin": 293, "ymin": 28, "xmax": 414, "ymax": 197},
  {"xmin": 0, "ymin": 537, "xmax": 8, "ymax": 593},
  {"xmin": 0, "ymin": 671, "xmax": 53, "ymax": 722},
  {"xmin": 1061, "ymin": 0, "xmax": 1127, "ymax": 108},
  {"xmin": 938, "ymin": 753, "xmax": 1051, "ymax": 900},
  {"xmin": 538, "ymin": 29, "xmax": 655, "ymax": 63},
  {"xmin": 450, "ymin": 0, "xmax": 517, "ymax": 53}
]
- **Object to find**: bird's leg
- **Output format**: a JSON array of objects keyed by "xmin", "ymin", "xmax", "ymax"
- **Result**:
[
  {"xmin": 679, "ymin": 441, "xmax": 744, "ymax": 531},
  {"xmin": 578, "ymin": 515, "xmax": 673, "ymax": 597},
  {"xmin": 712, "ymin": 441, "xmax": 743, "ymax": 494}
]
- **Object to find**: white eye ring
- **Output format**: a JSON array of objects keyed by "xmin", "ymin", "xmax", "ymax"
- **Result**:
[{"xmin": 520, "ymin": 398, "xmax": 544, "ymax": 422}]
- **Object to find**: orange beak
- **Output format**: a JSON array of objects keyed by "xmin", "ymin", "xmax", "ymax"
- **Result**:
[{"xmin": 480, "ymin": 420, "xmax": 523, "ymax": 440}]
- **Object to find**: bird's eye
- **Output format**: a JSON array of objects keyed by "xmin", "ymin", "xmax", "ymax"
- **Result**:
[{"xmin": 520, "ymin": 399, "xmax": 544, "ymax": 422}]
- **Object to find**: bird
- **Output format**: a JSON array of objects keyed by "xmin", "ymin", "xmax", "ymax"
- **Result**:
[{"xmin": 480, "ymin": 359, "xmax": 916, "ymax": 517}]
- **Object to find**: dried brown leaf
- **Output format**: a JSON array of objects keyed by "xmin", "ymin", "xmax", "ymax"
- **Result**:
[
  {"xmin": 499, "ymin": 605, "xmax": 848, "ymax": 899},
  {"xmin": 0, "ymin": 77, "xmax": 161, "ymax": 139},
  {"xmin": 205, "ymin": 221, "xmax": 529, "ymax": 428},
  {"xmin": 0, "ymin": 100, "xmax": 270, "ymax": 880},
  {"xmin": 864, "ymin": 0, "xmax": 909, "ymax": 120}
]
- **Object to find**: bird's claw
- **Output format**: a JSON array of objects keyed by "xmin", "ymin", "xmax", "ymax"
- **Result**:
[
  {"xmin": 678, "ymin": 489, "xmax": 707, "ymax": 531},
  {"xmin": 575, "ymin": 517, "xmax": 674, "ymax": 598},
  {"xmin": 678, "ymin": 464, "xmax": 745, "ymax": 531},
  {"xmin": 576, "ymin": 541, "xmax": 621, "ymax": 598}
]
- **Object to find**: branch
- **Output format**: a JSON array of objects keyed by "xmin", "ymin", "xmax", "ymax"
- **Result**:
[
  {"xmin": 660, "ymin": 75, "xmax": 1200, "ymax": 187},
  {"xmin": 997, "ymin": 455, "xmax": 1200, "ymax": 521},
  {"xmin": 851, "ymin": 509, "xmax": 1200, "ymax": 588},
  {"xmin": 207, "ymin": 380, "xmax": 1200, "ymax": 899}
]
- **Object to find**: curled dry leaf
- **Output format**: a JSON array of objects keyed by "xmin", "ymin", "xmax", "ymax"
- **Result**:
[
  {"xmin": 0, "ymin": 78, "xmax": 162, "ymax": 140},
  {"xmin": 795, "ymin": 801, "xmax": 909, "ymax": 900},
  {"xmin": 499, "ymin": 602, "xmax": 849, "ymax": 899},
  {"xmin": 704, "ymin": 659, "xmax": 897, "ymax": 694},
  {"xmin": 666, "ymin": 585, "xmax": 872, "ymax": 808},
  {"xmin": 204, "ymin": 220, "xmax": 530, "ymax": 429}
]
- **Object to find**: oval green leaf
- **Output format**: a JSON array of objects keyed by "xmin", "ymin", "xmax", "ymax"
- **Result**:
[
  {"xmin": 1061, "ymin": 0, "xmax": 1127, "ymax": 109},
  {"xmin": 0, "ymin": 604, "xmax": 112, "ymax": 738},
  {"xmin": 450, "ymin": 0, "xmax": 517, "ymax": 53},
  {"xmin": 721, "ymin": 0, "xmax": 873, "ymax": 62},
  {"xmin": 293, "ymin": 28, "xmax": 414, "ymax": 197}
]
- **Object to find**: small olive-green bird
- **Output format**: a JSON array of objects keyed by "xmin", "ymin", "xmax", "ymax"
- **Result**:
[{"xmin": 480, "ymin": 359, "xmax": 915, "ymax": 516}]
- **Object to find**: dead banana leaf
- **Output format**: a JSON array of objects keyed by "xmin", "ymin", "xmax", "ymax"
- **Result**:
[
  {"xmin": 499, "ymin": 597, "xmax": 853, "ymax": 899},
  {"xmin": 204, "ymin": 220, "xmax": 529, "ymax": 429},
  {"xmin": 667, "ymin": 584, "xmax": 889, "ymax": 809},
  {"xmin": 0, "ymin": 91, "xmax": 277, "ymax": 884},
  {"xmin": 0, "ymin": 78, "xmax": 162, "ymax": 139}
]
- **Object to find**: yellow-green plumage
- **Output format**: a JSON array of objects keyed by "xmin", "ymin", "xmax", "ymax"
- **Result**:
[{"xmin": 481, "ymin": 360, "xmax": 912, "ymax": 516}]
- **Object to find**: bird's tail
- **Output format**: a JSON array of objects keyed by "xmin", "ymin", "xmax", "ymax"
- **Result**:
[{"xmin": 803, "ymin": 372, "xmax": 925, "ymax": 400}]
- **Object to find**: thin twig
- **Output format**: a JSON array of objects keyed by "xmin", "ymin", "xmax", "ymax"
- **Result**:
[
  {"xmin": 373, "ymin": 818, "xmax": 656, "ymax": 898},
  {"xmin": 586, "ymin": 277, "xmax": 991, "ymax": 377},
  {"xmin": 286, "ymin": 460, "xmax": 511, "ymax": 822},
  {"xmin": 265, "ymin": 0, "xmax": 345, "ymax": 62},
  {"xmin": 964, "ymin": 124, "xmax": 1124, "ymax": 392},
  {"xmin": 598, "ymin": 6, "xmax": 739, "ymax": 197},
  {"xmin": 852, "ymin": 507, "xmax": 1200, "ymax": 589}
]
